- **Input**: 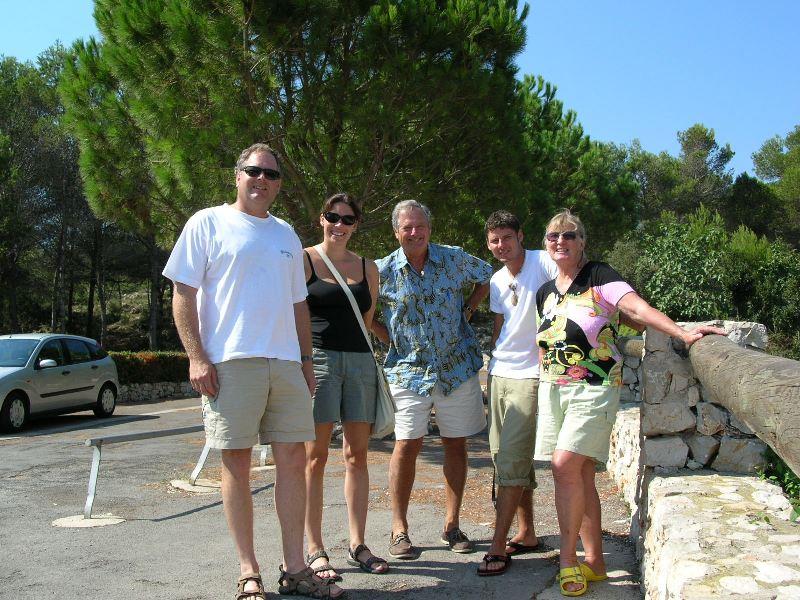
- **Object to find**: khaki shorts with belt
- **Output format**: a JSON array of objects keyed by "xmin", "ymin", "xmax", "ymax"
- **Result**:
[{"xmin": 202, "ymin": 357, "xmax": 315, "ymax": 449}]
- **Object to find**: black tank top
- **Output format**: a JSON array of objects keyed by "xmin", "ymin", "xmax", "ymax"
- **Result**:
[{"xmin": 305, "ymin": 251, "xmax": 372, "ymax": 352}]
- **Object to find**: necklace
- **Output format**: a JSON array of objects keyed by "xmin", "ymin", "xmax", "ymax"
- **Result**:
[{"xmin": 507, "ymin": 253, "xmax": 525, "ymax": 307}]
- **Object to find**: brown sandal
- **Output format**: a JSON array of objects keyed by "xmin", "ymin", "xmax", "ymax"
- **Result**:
[
  {"xmin": 236, "ymin": 572, "xmax": 267, "ymax": 600},
  {"xmin": 277, "ymin": 566, "xmax": 345, "ymax": 599}
]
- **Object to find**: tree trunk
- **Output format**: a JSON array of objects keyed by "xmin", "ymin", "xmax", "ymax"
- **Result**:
[
  {"xmin": 689, "ymin": 335, "xmax": 800, "ymax": 476},
  {"xmin": 85, "ymin": 221, "xmax": 101, "ymax": 339},
  {"xmin": 147, "ymin": 235, "xmax": 161, "ymax": 350},
  {"xmin": 50, "ymin": 216, "xmax": 67, "ymax": 332}
]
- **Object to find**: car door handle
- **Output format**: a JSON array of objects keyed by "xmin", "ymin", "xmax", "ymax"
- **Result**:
[{"xmin": 61, "ymin": 370, "xmax": 71, "ymax": 375}]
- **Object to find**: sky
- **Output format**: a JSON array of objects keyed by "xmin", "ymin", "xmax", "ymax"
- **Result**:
[{"xmin": 2, "ymin": 0, "xmax": 798, "ymax": 176}]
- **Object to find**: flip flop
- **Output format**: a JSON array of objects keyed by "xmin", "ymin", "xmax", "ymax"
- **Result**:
[
  {"xmin": 477, "ymin": 554, "xmax": 511, "ymax": 577},
  {"xmin": 506, "ymin": 540, "xmax": 547, "ymax": 556}
]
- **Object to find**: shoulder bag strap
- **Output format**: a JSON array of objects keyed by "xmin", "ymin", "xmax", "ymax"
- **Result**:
[{"xmin": 314, "ymin": 245, "xmax": 374, "ymax": 354}]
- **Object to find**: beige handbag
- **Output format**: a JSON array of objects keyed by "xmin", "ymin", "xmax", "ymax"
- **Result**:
[{"xmin": 315, "ymin": 246, "xmax": 396, "ymax": 439}]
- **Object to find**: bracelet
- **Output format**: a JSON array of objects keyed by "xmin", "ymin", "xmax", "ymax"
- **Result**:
[{"xmin": 300, "ymin": 354, "xmax": 312, "ymax": 362}]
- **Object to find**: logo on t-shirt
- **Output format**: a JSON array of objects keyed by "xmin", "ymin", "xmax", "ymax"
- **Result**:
[{"xmin": 280, "ymin": 250, "xmax": 294, "ymax": 259}]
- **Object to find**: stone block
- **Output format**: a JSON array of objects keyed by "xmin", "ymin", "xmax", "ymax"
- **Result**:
[
  {"xmin": 642, "ymin": 364, "xmax": 670, "ymax": 404},
  {"xmin": 622, "ymin": 365, "xmax": 638, "ymax": 385},
  {"xmin": 642, "ymin": 403, "xmax": 696, "ymax": 436},
  {"xmin": 684, "ymin": 433, "xmax": 721, "ymax": 465},
  {"xmin": 729, "ymin": 413, "xmax": 755, "ymax": 435},
  {"xmin": 626, "ymin": 355, "xmax": 641, "ymax": 369},
  {"xmin": 686, "ymin": 385, "xmax": 701, "ymax": 407},
  {"xmin": 696, "ymin": 402, "xmax": 728, "ymax": 435},
  {"xmin": 619, "ymin": 386, "xmax": 633, "ymax": 402},
  {"xmin": 711, "ymin": 436, "xmax": 769, "ymax": 474},
  {"xmin": 726, "ymin": 321, "xmax": 768, "ymax": 350},
  {"xmin": 643, "ymin": 436, "xmax": 689, "ymax": 467},
  {"xmin": 669, "ymin": 374, "xmax": 690, "ymax": 393},
  {"xmin": 644, "ymin": 328, "xmax": 673, "ymax": 353}
]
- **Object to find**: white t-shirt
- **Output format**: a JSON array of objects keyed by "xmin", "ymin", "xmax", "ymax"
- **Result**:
[
  {"xmin": 489, "ymin": 249, "xmax": 558, "ymax": 379},
  {"xmin": 162, "ymin": 204, "xmax": 307, "ymax": 364}
]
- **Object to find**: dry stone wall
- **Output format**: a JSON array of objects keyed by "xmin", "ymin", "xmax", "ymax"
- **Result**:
[
  {"xmin": 119, "ymin": 381, "xmax": 197, "ymax": 404},
  {"xmin": 607, "ymin": 321, "xmax": 800, "ymax": 600},
  {"xmin": 642, "ymin": 321, "xmax": 770, "ymax": 474}
]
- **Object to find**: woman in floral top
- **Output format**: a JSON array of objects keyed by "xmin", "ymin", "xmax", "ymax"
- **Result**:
[{"xmin": 534, "ymin": 209, "xmax": 722, "ymax": 597}]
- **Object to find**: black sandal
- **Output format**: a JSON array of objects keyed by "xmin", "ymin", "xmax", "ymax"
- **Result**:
[
  {"xmin": 236, "ymin": 572, "xmax": 267, "ymax": 599},
  {"xmin": 346, "ymin": 544, "xmax": 389, "ymax": 574},
  {"xmin": 477, "ymin": 554, "xmax": 511, "ymax": 577},
  {"xmin": 278, "ymin": 566, "xmax": 345, "ymax": 599},
  {"xmin": 306, "ymin": 549, "xmax": 343, "ymax": 583}
]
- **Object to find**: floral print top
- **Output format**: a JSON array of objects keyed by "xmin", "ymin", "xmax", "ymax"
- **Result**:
[
  {"xmin": 536, "ymin": 261, "xmax": 634, "ymax": 387},
  {"xmin": 377, "ymin": 243, "xmax": 492, "ymax": 396}
]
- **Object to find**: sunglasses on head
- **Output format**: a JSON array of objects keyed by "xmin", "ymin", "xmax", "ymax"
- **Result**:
[
  {"xmin": 323, "ymin": 211, "xmax": 357, "ymax": 226},
  {"xmin": 242, "ymin": 166, "xmax": 281, "ymax": 180},
  {"xmin": 546, "ymin": 230, "xmax": 578, "ymax": 242}
]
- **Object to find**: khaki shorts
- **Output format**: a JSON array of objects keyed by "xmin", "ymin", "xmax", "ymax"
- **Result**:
[
  {"xmin": 534, "ymin": 381, "xmax": 620, "ymax": 463},
  {"xmin": 488, "ymin": 375, "xmax": 538, "ymax": 489},
  {"xmin": 202, "ymin": 358, "xmax": 315, "ymax": 449},
  {"xmin": 390, "ymin": 374, "xmax": 486, "ymax": 440}
]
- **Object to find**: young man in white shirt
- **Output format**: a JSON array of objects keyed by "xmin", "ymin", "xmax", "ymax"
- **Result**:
[
  {"xmin": 477, "ymin": 210, "xmax": 558, "ymax": 576},
  {"xmin": 163, "ymin": 143, "xmax": 343, "ymax": 599}
]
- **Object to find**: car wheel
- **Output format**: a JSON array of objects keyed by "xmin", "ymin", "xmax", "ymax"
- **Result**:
[
  {"xmin": 93, "ymin": 384, "xmax": 117, "ymax": 417},
  {"xmin": 1, "ymin": 393, "xmax": 29, "ymax": 433}
]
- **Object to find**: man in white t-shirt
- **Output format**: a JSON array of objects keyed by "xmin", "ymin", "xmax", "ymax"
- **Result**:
[
  {"xmin": 476, "ymin": 210, "xmax": 558, "ymax": 576},
  {"xmin": 163, "ymin": 144, "xmax": 342, "ymax": 599}
]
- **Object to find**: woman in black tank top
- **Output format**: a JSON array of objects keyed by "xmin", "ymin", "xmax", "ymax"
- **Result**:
[{"xmin": 302, "ymin": 193, "xmax": 388, "ymax": 581}]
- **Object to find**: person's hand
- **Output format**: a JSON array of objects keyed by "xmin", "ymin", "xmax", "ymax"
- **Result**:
[
  {"xmin": 302, "ymin": 361, "xmax": 317, "ymax": 396},
  {"xmin": 681, "ymin": 325, "xmax": 726, "ymax": 348},
  {"xmin": 189, "ymin": 358, "xmax": 219, "ymax": 397}
]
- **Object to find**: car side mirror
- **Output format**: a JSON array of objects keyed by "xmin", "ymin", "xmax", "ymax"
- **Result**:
[{"xmin": 38, "ymin": 359, "xmax": 58, "ymax": 368}]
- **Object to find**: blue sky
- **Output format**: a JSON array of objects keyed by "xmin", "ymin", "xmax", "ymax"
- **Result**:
[{"xmin": 2, "ymin": 0, "xmax": 798, "ymax": 176}]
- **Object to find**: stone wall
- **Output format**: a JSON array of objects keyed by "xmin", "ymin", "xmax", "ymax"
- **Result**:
[
  {"xmin": 118, "ymin": 381, "xmax": 198, "ymax": 404},
  {"xmin": 642, "ymin": 321, "xmax": 769, "ymax": 474},
  {"xmin": 606, "ymin": 321, "xmax": 800, "ymax": 600}
]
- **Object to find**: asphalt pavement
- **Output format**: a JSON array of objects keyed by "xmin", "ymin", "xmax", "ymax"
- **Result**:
[{"xmin": 0, "ymin": 397, "xmax": 642, "ymax": 599}]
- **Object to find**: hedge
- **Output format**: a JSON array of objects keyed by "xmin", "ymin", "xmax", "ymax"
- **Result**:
[{"xmin": 109, "ymin": 351, "xmax": 189, "ymax": 385}]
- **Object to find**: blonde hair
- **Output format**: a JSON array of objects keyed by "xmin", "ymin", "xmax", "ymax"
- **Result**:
[{"xmin": 542, "ymin": 208, "xmax": 586, "ymax": 249}]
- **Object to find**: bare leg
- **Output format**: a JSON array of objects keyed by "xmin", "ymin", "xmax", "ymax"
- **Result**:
[
  {"xmin": 480, "ymin": 484, "xmax": 523, "ymax": 572},
  {"xmin": 221, "ymin": 448, "xmax": 260, "ymax": 594},
  {"xmin": 273, "ymin": 440, "xmax": 342, "ymax": 597},
  {"xmin": 578, "ymin": 459, "xmax": 606, "ymax": 576},
  {"xmin": 389, "ymin": 437, "xmax": 423, "ymax": 534},
  {"xmin": 552, "ymin": 449, "xmax": 589, "ymax": 593},
  {"xmin": 304, "ymin": 423, "xmax": 335, "ymax": 579},
  {"xmin": 507, "ymin": 488, "xmax": 539, "ymax": 549},
  {"xmin": 441, "ymin": 436, "xmax": 468, "ymax": 532},
  {"xmin": 342, "ymin": 421, "xmax": 387, "ymax": 572}
]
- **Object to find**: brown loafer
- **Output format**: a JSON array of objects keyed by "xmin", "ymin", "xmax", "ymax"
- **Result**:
[{"xmin": 389, "ymin": 531, "xmax": 417, "ymax": 559}]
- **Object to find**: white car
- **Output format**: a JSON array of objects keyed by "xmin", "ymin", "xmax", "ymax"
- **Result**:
[{"xmin": 0, "ymin": 333, "xmax": 119, "ymax": 433}]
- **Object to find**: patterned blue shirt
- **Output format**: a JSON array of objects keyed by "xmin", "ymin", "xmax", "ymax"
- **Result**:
[{"xmin": 376, "ymin": 243, "xmax": 492, "ymax": 396}]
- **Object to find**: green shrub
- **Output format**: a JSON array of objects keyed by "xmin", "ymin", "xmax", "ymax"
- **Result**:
[
  {"xmin": 110, "ymin": 351, "xmax": 189, "ymax": 385},
  {"xmin": 759, "ymin": 448, "xmax": 800, "ymax": 521},
  {"xmin": 638, "ymin": 208, "xmax": 735, "ymax": 320}
]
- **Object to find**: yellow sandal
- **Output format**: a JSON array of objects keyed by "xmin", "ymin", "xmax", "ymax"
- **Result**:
[
  {"xmin": 558, "ymin": 566, "xmax": 587, "ymax": 597},
  {"xmin": 579, "ymin": 562, "xmax": 608, "ymax": 582}
]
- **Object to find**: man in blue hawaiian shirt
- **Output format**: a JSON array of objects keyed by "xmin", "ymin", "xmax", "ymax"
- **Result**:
[{"xmin": 372, "ymin": 200, "xmax": 491, "ymax": 559}]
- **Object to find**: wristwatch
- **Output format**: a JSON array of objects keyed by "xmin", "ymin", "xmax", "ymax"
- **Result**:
[{"xmin": 301, "ymin": 354, "xmax": 312, "ymax": 362}]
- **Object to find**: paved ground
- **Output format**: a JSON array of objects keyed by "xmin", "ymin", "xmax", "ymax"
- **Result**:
[{"xmin": 0, "ymin": 397, "xmax": 642, "ymax": 599}]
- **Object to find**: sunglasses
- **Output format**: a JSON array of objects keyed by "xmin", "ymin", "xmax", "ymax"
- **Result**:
[
  {"xmin": 241, "ymin": 166, "xmax": 281, "ymax": 180},
  {"xmin": 545, "ymin": 230, "xmax": 578, "ymax": 242},
  {"xmin": 323, "ymin": 211, "xmax": 357, "ymax": 226}
]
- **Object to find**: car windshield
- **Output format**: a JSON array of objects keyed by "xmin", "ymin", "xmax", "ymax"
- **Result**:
[{"xmin": 0, "ymin": 339, "xmax": 40, "ymax": 367}]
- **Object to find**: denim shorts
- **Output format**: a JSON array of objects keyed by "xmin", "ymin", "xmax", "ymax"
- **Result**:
[{"xmin": 312, "ymin": 348, "xmax": 377, "ymax": 423}]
